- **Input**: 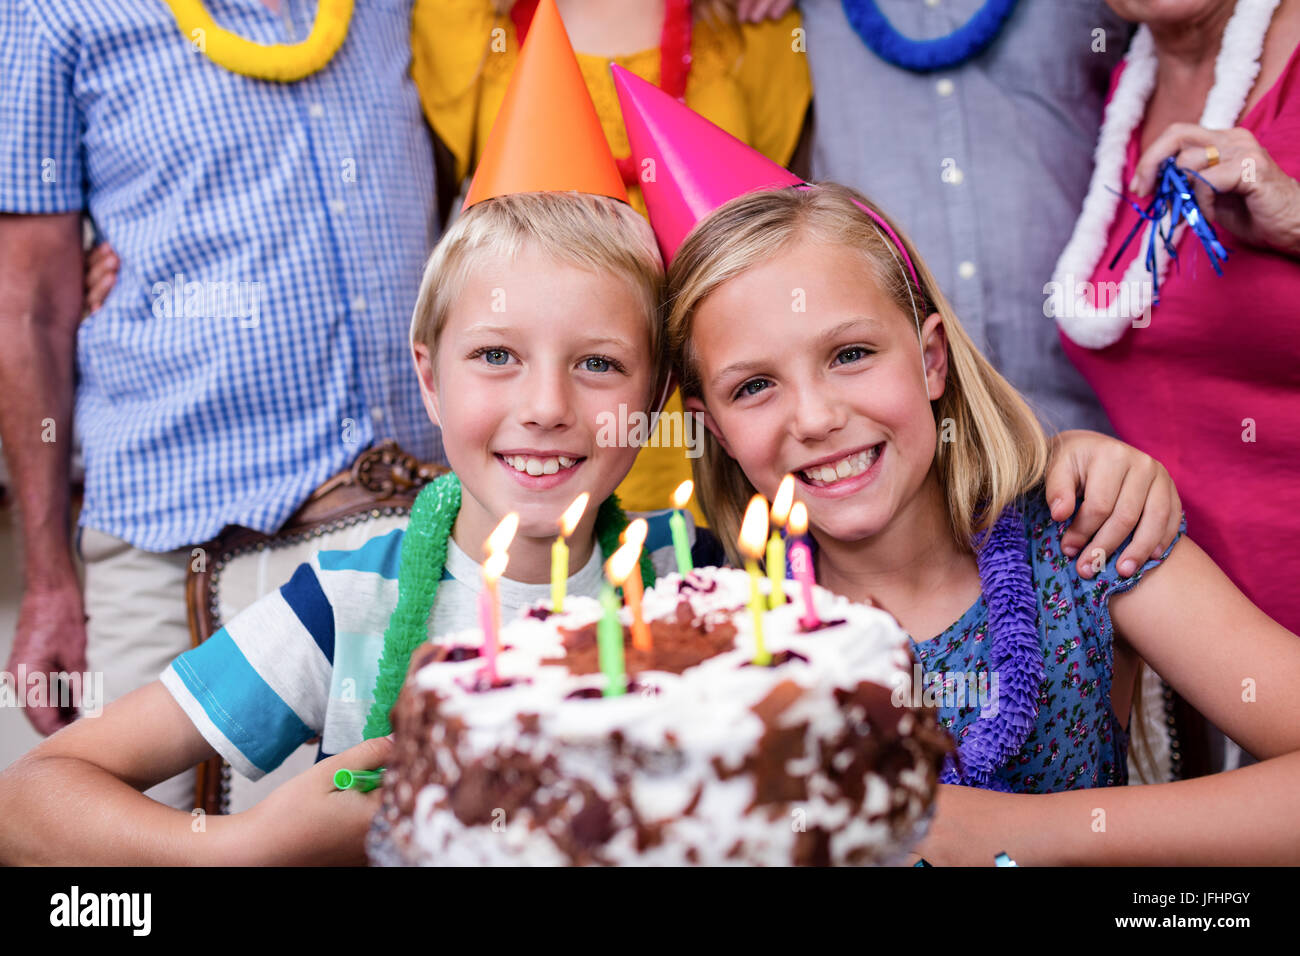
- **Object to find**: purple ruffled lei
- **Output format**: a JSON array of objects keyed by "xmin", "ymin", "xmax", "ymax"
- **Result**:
[{"xmin": 940, "ymin": 504, "xmax": 1043, "ymax": 791}]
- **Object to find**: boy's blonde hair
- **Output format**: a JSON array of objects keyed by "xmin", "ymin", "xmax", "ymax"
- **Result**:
[
  {"xmin": 410, "ymin": 191, "xmax": 667, "ymax": 401},
  {"xmin": 667, "ymin": 182, "xmax": 1049, "ymax": 565}
]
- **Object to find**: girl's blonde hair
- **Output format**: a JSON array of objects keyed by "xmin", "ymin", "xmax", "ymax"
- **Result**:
[
  {"xmin": 667, "ymin": 182, "xmax": 1049, "ymax": 565},
  {"xmin": 410, "ymin": 191, "xmax": 667, "ymax": 399}
]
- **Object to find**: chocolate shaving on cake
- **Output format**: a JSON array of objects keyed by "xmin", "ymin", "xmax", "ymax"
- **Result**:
[
  {"xmin": 549, "ymin": 599, "xmax": 737, "ymax": 676},
  {"xmin": 793, "ymin": 826, "xmax": 832, "ymax": 867},
  {"xmin": 713, "ymin": 680, "xmax": 811, "ymax": 809}
]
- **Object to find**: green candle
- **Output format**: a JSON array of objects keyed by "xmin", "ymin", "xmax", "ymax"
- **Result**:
[
  {"xmin": 597, "ymin": 581, "xmax": 626, "ymax": 697},
  {"xmin": 669, "ymin": 480, "xmax": 695, "ymax": 575}
]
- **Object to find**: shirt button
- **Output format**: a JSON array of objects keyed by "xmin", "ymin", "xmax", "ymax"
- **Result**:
[
  {"xmin": 958, "ymin": 261, "xmax": 977, "ymax": 280},
  {"xmin": 351, "ymin": 295, "xmax": 367, "ymax": 312},
  {"xmin": 308, "ymin": 103, "xmax": 325, "ymax": 119},
  {"xmin": 329, "ymin": 199, "xmax": 345, "ymax": 215},
  {"xmin": 936, "ymin": 78, "xmax": 955, "ymax": 97}
]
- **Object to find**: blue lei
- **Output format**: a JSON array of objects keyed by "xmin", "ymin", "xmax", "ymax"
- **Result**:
[{"xmin": 840, "ymin": 0, "xmax": 1019, "ymax": 72}]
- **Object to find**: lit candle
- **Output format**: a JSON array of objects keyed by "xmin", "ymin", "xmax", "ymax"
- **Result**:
[
  {"xmin": 739, "ymin": 494, "xmax": 772, "ymax": 666},
  {"xmin": 482, "ymin": 513, "xmax": 518, "ymax": 655},
  {"xmin": 601, "ymin": 542, "xmax": 640, "ymax": 697},
  {"xmin": 619, "ymin": 520, "xmax": 652, "ymax": 651},
  {"xmin": 668, "ymin": 480, "xmax": 694, "ymax": 575},
  {"xmin": 767, "ymin": 474, "xmax": 794, "ymax": 608},
  {"xmin": 787, "ymin": 502, "xmax": 820, "ymax": 631},
  {"xmin": 550, "ymin": 492, "xmax": 590, "ymax": 613},
  {"xmin": 479, "ymin": 550, "xmax": 509, "ymax": 684}
]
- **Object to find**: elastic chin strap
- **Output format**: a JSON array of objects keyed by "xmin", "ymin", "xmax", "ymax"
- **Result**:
[
  {"xmin": 812, "ymin": 185, "xmax": 931, "ymax": 400},
  {"xmin": 862, "ymin": 212, "xmax": 931, "ymax": 400}
]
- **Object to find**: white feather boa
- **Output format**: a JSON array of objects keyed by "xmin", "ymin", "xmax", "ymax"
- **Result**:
[{"xmin": 1050, "ymin": 0, "xmax": 1279, "ymax": 349}]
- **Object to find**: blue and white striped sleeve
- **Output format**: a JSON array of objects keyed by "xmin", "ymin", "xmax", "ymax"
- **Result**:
[
  {"xmin": 0, "ymin": 2, "xmax": 84, "ymax": 213},
  {"xmin": 160, "ymin": 562, "xmax": 336, "ymax": 780}
]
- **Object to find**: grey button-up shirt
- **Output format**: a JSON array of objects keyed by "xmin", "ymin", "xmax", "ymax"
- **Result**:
[{"xmin": 802, "ymin": 0, "xmax": 1128, "ymax": 434}]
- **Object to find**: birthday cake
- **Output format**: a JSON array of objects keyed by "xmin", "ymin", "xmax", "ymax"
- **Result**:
[{"xmin": 367, "ymin": 566, "xmax": 952, "ymax": 866}]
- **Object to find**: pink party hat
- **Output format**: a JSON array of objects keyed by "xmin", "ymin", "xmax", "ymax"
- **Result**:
[{"xmin": 611, "ymin": 63, "xmax": 802, "ymax": 263}]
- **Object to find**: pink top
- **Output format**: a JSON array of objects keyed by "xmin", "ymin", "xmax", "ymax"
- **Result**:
[{"xmin": 1062, "ymin": 45, "xmax": 1300, "ymax": 635}]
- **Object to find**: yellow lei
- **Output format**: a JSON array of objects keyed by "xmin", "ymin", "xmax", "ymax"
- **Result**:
[{"xmin": 163, "ymin": 0, "xmax": 355, "ymax": 82}]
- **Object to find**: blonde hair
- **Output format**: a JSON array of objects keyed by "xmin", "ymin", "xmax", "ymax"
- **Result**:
[
  {"xmin": 667, "ymin": 183, "xmax": 1049, "ymax": 565},
  {"xmin": 410, "ymin": 191, "xmax": 667, "ymax": 398}
]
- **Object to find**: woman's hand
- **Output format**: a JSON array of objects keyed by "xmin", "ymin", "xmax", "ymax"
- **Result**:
[
  {"xmin": 1044, "ymin": 430, "xmax": 1181, "ymax": 579},
  {"xmin": 83, "ymin": 241, "xmax": 119, "ymax": 316},
  {"xmin": 735, "ymin": 0, "xmax": 797, "ymax": 23},
  {"xmin": 233, "ymin": 735, "xmax": 393, "ymax": 866},
  {"xmin": 1130, "ymin": 123, "xmax": 1300, "ymax": 259}
]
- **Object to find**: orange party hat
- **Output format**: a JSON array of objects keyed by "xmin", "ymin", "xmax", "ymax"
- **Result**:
[{"xmin": 463, "ymin": 0, "xmax": 627, "ymax": 208}]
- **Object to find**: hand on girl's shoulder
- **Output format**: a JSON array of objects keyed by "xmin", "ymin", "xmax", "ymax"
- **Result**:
[{"xmin": 1018, "ymin": 488, "xmax": 1186, "ymax": 608}]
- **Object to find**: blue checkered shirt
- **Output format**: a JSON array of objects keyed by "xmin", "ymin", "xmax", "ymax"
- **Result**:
[{"xmin": 0, "ymin": 0, "xmax": 444, "ymax": 551}]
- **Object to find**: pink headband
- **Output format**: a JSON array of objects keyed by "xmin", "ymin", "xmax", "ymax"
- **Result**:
[{"xmin": 793, "ymin": 184, "xmax": 921, "ymax": 291}]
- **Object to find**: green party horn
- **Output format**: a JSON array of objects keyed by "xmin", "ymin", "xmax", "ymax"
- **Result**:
[{"xmin": 333, "ymin": 768, "xmax": 385, "ymax": 792}]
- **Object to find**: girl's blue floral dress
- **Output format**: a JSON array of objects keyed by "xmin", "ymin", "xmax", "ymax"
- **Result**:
[{"xmin": 909, "ymin": 488, "xmax": 1185, "ymax": 792}]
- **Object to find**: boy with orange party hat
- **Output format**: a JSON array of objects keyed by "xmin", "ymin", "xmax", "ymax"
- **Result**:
[{"xmin": 0, "ymin": 0, "xmax": 718, "ymax": 866}]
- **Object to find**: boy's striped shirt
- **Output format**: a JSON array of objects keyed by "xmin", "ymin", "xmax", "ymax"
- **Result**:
[{"xmin": 161, "ymin": 511, "xmax": 701, "ymax": 779}]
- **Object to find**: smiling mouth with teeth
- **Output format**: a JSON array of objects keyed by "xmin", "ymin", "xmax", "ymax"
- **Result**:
[
  {"xmin": 798, "ymin": 444, "xmax": 882, "ymax": 486},
  {"xmin": 499, "ymin": 454, "xmax": 582, "ymax": 477}
]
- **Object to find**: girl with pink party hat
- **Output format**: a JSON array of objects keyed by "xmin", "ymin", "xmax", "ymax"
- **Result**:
[{"xmin": 613, "ymin": 66, "xmax": 1300, "ymax": 865}]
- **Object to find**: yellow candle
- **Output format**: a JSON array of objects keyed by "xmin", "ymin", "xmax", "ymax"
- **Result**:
[
  {"xmin": 549, "ymin": 493, "xmax": 589, "ymax": 613},
  {"xmin": 739, "ymin": 494, "xmax": 772, "ymax": 666},
  {"xmin": 766, "ymin": 474, "xmax": 794, "ymax": 608},
  {"xmin": 551, "ymin": 536, "xmax": 568, "ymax": 612}
]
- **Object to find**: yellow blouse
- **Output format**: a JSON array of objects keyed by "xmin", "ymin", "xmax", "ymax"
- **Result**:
[{"xmin": 410, "ymin": 1, "xmax": 812, "ymax": 520}]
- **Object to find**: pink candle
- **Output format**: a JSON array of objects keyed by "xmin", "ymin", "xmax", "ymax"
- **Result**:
[
  {"xmin": 478, "ymin": 584, "xmax": 498, "ymax": 683},
  {"xmin": 479, "ymin": 550, "xmax": 509, "ymax": 685},
  {"xmin": 788, "ymin": 502, "xmax": 820, "ymax": 631}
]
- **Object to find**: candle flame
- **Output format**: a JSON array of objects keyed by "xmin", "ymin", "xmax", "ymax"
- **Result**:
[
  {"xmin": 559, "ymin": 492, "xmax": 590, "ymax": 537},
  {"xmin": 605, "ymin": 539, "xmax": 640, "ymax": 586},
  {"xmin": 485, "ymin": 512, "xmax": 519, "ymax": 555},
  {"xmin": 770, "ymin": 474, "xmax": 795, "ymax": 526},
  {"xmin": 788, "ymin": 501, "xmax": 808, "ymax": 537},
  {"xmin": 621, "ymin": 517, "xmax": 648, "ymax": 550},
  {"xmin": 671, "ymin": 479, "xmax": 694, "ymax": 510},
  {"xmin": 483, "ymin": 549, "xmax": 509, "ymax": 583},
  {"xmin": 738, "ymin": 494, "xmax": 770, "ymax": 559}
]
